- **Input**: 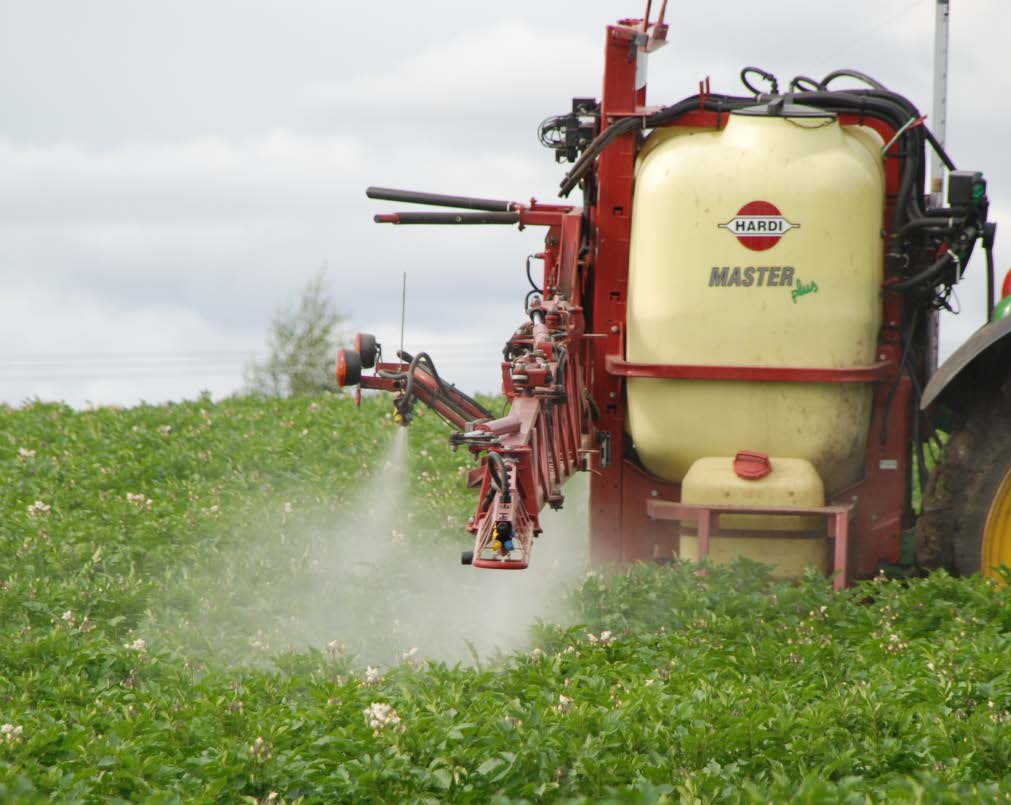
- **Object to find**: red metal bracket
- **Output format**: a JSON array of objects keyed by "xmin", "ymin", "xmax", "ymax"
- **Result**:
[
  {"xmin": 647, "ymin": 499, "xmax": 854, "ymax": 590},
  {"xmin": 606, "ymin": 356, "xmax": 893, "ymax": 383}
]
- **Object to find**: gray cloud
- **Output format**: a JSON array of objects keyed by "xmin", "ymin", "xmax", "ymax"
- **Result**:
[{"xmin": 1, "ymin": 0, "xmax": 1008, "ymax": 406}]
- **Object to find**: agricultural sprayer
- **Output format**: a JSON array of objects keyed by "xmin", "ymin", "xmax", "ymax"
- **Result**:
[{"xmin": 336, "ymin": 4, "xmax": 1011, "ymax": 586}]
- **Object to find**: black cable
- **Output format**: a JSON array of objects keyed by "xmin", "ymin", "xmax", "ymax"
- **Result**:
[
  {"xmin": 986, "ymin": 243, "xmax": 996, "ymax": 321},
  {"xmin": 740, "ymin": 66, "xmax": 779, "ymax": 96},
  {"xmin": 559, "ymin": 85, "xmax": 930, "ymax": 227},
  {"xmin": 525, "ymin": 254, "xmax": 543, "ymax": 293},
  {"xmin": 924, "ymin": 127, "xmax": 956, "ymax": 172},
  {"xmin": 559, "ymin": 94, "xmax": 754, "ymax": 196},
  {"xmin": 538, "ymin": 115, "xmax": 567, "ymax": 149},
  {"xmin": 555, "ymin": 347, "xmax": 568, "ymax": 388},
  {"xmin": 896, "ymin": 217, "xmax": 959, "ymax": 238},
  {"xmin": 410, "ymin": 351, "xmax": 492, "ymax": 420},
  {"xmin": 890, "ymin": 251, "xmax": 959, "ymax": 293},
  {"xmin": 789, "ymin": 75, "xmax": 821, "ymax": 93},
  {"xmin": 819, "ymin": 69, "xmax": 888, "ymax": 91},
  {"xmin": 486, "ymin": 452, "xmax": 512, "ymax": 504},
  {"xmin": 389, "ymin": 350, "xmax": 488, "ymax": 423}
]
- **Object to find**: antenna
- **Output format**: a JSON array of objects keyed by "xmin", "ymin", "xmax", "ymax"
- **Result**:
[{"xmin": 399, "ymin": 271, "xmax": 407, "ymax": 369}]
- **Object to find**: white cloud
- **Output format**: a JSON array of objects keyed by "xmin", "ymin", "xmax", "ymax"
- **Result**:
[
  {"xmin": 0, "ymin": 286, "xmax": 258, "ymax": 407},
  {"xmin": 1, "ymin": 1, "xmax": 1009, "ymax": 409},
  {"xmin": 297, "ymin": 22, "xmax": 600, "ymax": 136}
]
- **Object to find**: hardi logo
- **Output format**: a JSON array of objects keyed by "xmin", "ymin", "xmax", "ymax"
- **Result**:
[{"xmin": 718, "ymin": 201, "xmax": 800, "ymax": 252}]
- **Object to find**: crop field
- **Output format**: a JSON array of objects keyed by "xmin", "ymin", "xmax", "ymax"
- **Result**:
[{"xmin": 4, "ymin": 394, "xmax": 1011, "ymax": 802}]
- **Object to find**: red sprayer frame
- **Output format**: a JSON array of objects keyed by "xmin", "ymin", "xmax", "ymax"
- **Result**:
[{"xmin": 349, "ymin": 8, "xmax": 918, "ymax": 582}]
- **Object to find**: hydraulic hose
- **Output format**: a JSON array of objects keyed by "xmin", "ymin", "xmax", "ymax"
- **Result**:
[
  {"xmin": 819, "ymin": 69, "xmax": 888, "ymax": 91},
  {"xmin": 986, "ymin": 244, "xmax": 996, "ymax": 321},
  {"xmin": 486, "ymin": 452, "xmax": 512, "ymax": 504},
  {"xmin": 558, "ymin": 84, "xmax": 933, "ymax": 234},
  {"xmin": 889, "ymin": 251, "xmax": 958, "ymax": 293}
]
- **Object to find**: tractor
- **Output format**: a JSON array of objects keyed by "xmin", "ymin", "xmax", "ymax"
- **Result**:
[{"xmin": 335, "ymin": 4, "xmax": 1011, "ymax": 586}]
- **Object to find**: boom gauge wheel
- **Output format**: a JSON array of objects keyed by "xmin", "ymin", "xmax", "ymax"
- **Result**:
[{"xmin": 917, "ymin": 383, "xmax": 1011, "ymax": 578}]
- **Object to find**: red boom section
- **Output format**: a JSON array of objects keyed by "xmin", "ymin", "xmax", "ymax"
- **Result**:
[
  {"xmin": 461, "ymin": 299, "xmax": 591, "ymax": 567},
  {"xmin": 353, "ymin": 258, "xmax": 594, "ymax": 569}
]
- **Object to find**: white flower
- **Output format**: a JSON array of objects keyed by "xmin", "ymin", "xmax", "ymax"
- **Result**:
[
  {"xmin": 159, "ymin": 425, "xmax": 172, "ymax": 435},
  {"xmin": 586, "ymin": 630, "xmax": 615, "ymax": 647},
  {"xmin": 554, "ymin": 694, "xmax": 574, "ymax": 715},
  {"xmin": 401, "ymin": 647, "xmax": 420, "ymax": 665},
  {"xmin": 249, "ymin": 736, "xmax": 272, "ymax": 760},
  {"xmin": 1, "ymin": 724, "xmax": 24, "ymax": 743},
  {"xmin": 283, "ymin": 502, "xmax": 293, "ymax": 515},
  {"xmin": 363, "ymin": 702, "xmax": 402, "ymax": 735},
  {"xmin": 17, "ymin": 447, "xmax": 35, "ymax": 460},
  {"xmin": 326, "ymin": 640, "xmax": 345, "ymax": 657},
  {"xmin": 27, "ymin": 500, "xmax": 51, "ymax": 518},
  {"xmin": 528, "ymin": 648, "xmax": 544, "ymax": 662},
  {"xmin": 123, "ymin": 638, "xmax": 147, "ymax": 653},
  {"xmin": 363, "ymin": 665, "xmax": 381, "ymax": 685},
  {"xmin": 126, "ymin": 492, "xmax": 153, "ymax": 509},
  {"xmin": 61, "ymin": 610, "xmax": 74, "ymax": 624}
]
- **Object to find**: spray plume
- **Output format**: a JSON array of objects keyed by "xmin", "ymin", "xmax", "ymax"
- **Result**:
[{"xmin": 145, "ymin": 425, "xmax": 589, "ymax": 669}]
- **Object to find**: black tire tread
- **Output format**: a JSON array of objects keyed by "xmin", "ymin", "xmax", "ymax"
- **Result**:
[{"xmin": 917, "ymin": 380, "xmax": 1011, "ymax": 575}]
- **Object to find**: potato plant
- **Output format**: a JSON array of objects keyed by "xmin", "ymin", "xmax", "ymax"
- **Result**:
[{"xmin": 2, "ymin": 395, "xmax": 1011, "ymax": 802}]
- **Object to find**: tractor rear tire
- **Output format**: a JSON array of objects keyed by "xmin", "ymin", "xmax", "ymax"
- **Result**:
[{"xmin": 917, "ymin": 380, "xmax": 1011, "ymax": 577}]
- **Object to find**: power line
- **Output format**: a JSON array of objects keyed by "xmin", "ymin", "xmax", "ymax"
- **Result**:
[{"xmin": 0, "ymin": 341, "xmax": 503, "ymax": 368}]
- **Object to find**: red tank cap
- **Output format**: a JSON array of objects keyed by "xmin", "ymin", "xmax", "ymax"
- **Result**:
[{"xmin": 733, "ymin": 450, "xmax": 772, "ymax": 480}]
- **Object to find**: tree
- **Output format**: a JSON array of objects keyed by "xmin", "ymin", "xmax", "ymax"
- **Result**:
[{"xmin": 244, "ymin": 269, "xmax": 345, "ymax": 396}]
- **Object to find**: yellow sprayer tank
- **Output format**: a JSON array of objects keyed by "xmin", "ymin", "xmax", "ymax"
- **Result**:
[{"xmin": 626, "ymin": 106, "xmax": 885, "ymax": 495}]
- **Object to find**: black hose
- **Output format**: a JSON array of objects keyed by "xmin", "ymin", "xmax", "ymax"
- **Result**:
[
  {"xmin": 413, "ymin": 351, "xmax": 492, "ymax": 420},
  {"xmin": 555, "ymin": 347, "xmax": 568, "ymax": 388},
  {"xmin": 741, "ymin": 66, "xmax": 779, "ymax": 96},
  {"xmin": 986, "ymin": 244, "xmax": 996, "ymax": 322},
  {"xmin": 889, "ymin": 252, "xmax": 957, "ymax": 293},
  {"xmin": 559, "ymin": 94, "xmax": 754, "ymax": 196},
  {"xmin": 789, "ymin": 75, "xmax": 821, "ymax": 93},
  {"xmin": 486, "ymin": 452, "xmax": 512, "ymax": 504},
  {"xmin": 558, "ymin": 85, "xmax": 929, "ymax": 232},
  {"xmin": 526, "ymin": 254, "xmax": 543, "ymax": 293},
  {"xmin": 896, "ymin": 217, "xmax": 958, "ymax": 238},
  {"xmin": 819, "ymin": 69, "xmax": 888, "ymax": 91},
  {"xmin": 924, "ymin": 127, "xmax": 957, "ymax": 172},
  {"xmin": 395, "ymin": 350, "xmax": 490, "ymax": 423}
]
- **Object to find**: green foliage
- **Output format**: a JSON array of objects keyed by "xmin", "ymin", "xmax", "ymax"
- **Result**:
[
  {"xmin": 245, "ymin": 270, "xmax": 345, "ymax": 397},
  {"xmin": 3, "ymin": 396, "xmax": 1011, "ymax": 801}
]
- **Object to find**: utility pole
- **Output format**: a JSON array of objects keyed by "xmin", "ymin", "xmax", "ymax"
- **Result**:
[
  {"xmin": 930, "ymin": 0, "xmax": 949, "ymax": 206},
  {"xmin": 925, "ymin": 0, "xmax": 950, "ymax": 378}
]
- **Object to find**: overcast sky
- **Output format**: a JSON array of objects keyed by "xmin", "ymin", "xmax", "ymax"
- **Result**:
[{"xmin": 1, "ymin": 0, "xmax": 1007, "ymax": 407}]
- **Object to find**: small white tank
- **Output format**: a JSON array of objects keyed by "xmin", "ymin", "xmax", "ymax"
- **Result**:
[{"xmin": 626, "ymin": 107, "xmax": 885, "ymax": 494}]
